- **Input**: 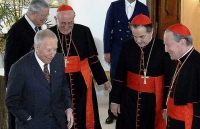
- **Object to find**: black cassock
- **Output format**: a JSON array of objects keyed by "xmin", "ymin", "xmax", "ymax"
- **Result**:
[
  {"xmin": 111, "ymin": 37, "xmax": 170, "ymax": 129},
  {"xmin": 165, "ymin": 49, "xmax": 200, "ymax": 129},
  {"xmin": 50, "ymin": 24, "xmax": 107, "ymax": 129}
]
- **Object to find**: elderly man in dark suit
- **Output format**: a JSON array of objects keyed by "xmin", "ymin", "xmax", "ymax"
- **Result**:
[
  {"xmin": 103, "ymin": 0, "xmax": 149, "ymax": 124},
  {"xmin": 4, "ymin": 0, "xmax": 49, "ymax": 128},
  {"xmin": 6, "ymin": 29, "xmax": 73, "ymax": 129}
]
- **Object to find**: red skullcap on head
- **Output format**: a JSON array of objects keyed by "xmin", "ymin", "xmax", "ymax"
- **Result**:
[
  {"xmin": 167, "ymin": 23, "xmax": 191, "ymax": 36},
  {"xmin": 57, "ymin": 4, "xmax": 73, "ymax": 12},
  {"xmin": 131, "ymin": 14, "xmax": 151, "ymax": 25}
]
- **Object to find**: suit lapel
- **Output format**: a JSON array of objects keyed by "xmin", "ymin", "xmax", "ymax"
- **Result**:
[
  {"xmin": 49, "ymin": 57, "xmax": 60, "ymax": 93},
  {"xmin": 30, "ymin": 51, "xmax": 51, "ymax": 90},
  {"xmin": 20, "ymin": 16, "xmax": 37, "ymax": 51},
  {"xmin": 118, "ymin": 1, "xmax": 127, "ymax": 21},
  {"xmin": 117, "ymin": 2, "xmax": 131, "ymax": 32},
  {"xmin": 21, "ymin": 16, "xmax": 36, "ymax": 37}
]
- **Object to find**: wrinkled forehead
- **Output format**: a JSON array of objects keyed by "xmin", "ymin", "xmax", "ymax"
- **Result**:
[{"xmin": 57, "ymin": 10, "xmax": 75, "ymax": 19}]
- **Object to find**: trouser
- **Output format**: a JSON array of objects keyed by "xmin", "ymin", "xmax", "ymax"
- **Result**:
[
  {"xmin": 108, "ymin": 60, "xmax": 117, "ymax": 117},
  {"xmin": 51, "ymin": 117, "xmax": 61, "ymax": 129},
  {"xmin": 8, "ymin": 111, "xmax": 16, "ymax": 129}
]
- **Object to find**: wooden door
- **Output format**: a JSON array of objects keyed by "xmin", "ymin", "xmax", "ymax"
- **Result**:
[{"xmin": 147, "ymin": 0, "xmax": 181, "ymax": 39}]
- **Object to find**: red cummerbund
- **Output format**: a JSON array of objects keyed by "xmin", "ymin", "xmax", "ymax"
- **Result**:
[
  {"xmin": 167, "ymin": 97, "xmax": 186, "ymax": 121},
  {"xmin": 65, "ymin": 56, "xmax": 81, "ymax": 73},
  {"xmin": 126, "ymin": 71, "xmax": 163, "ymax": 93}
]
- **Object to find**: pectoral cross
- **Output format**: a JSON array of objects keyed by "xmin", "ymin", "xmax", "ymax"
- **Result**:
[
  {"xmin": 141, "ymin": 69, "xmax": 149, "ymax": 84},
  {"xmin": 65, "ymin": 58, "xmax": 69, "ymax": 67}
]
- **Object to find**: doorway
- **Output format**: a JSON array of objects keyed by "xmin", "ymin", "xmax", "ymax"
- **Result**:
[{"xmin": 146, "ymin": 0, "xmax": 181, "ymax": 39}]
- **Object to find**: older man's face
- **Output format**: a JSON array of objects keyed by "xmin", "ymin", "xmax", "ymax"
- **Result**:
[
  {"xmin": 33, "ymin": 7, "xmax": 49, "ymax": 27},
  {"xmin": 55, "ymin": 10, "xmax": 75, "ymax": 35},
  {"xmin": 164, "ymin": 32, "xmax": 182, "ymax": 60},
  {"xmin": 35, "ymin": 37, "xmax": 57, "ymax": 64}
]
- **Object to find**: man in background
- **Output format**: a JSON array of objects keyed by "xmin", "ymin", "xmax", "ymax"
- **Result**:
[
  {"xmin": 163, "ymin": 23, "xmax": 200, "ymax": 129},
  {"xmin": 4, "ymin": 0, "xmax": 49, "ymax": 128},
  {"xmin": 49, "ymin": 4, "xmax": 112, "ymax": 129},
  {"xmin": 103, "ymin": 0, "xmax": 149, "ymax": 124},
  {"xmin": 6, "ymin": 29, "xmax": 73, "ymax": 129}
]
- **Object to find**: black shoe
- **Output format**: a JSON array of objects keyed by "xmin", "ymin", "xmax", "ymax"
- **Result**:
[{"xmin": 105, "ymin": 116, "xmax": 115, "ymax": 124}]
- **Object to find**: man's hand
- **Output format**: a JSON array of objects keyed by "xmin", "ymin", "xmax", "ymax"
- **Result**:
[
  {"xmin": 162, "ymin": 109, "xmax": 167, "ymax": 125},
  {"xmin": 104, "ymin": 53, "xmax": 110, "ymax": 64},
  {"xmin": 103, "ymin": 81, "xmax": 112, "ymax": 92},
  {"xmin": 110, "ymin": 103, "xmax": 120, "ymax": 117},
  {"xmin": 65, "ymin": 109, "xmax": 74, "ymax": 129}
]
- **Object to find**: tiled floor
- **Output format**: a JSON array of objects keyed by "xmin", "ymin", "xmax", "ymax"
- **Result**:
[{"xmin": 96, "ymin": 85, "xmax": 116, "ymax": 129}]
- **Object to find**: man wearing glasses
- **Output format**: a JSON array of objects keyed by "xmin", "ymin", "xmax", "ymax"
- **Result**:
[
  {"xmin": 4, "ymin": 0, "xmax": 49, "ymax": 129},
  {"xmin": 110, "ymin": 14, "xmax": 170, "ymax": 129},
  {"xmin": 49, "ymin": 4, "xmax": 112, "ymax": 129}
]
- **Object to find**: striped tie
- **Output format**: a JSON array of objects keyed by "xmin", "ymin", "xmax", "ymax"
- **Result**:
[{"xmin": 43, "ymin": 64, "xmax": 50, "ymax": 83}]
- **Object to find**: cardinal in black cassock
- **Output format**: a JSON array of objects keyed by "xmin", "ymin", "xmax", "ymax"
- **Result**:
[
  {"xmin": 164, "ymin": 23, "xmax": 200, "ymax": 129},
  {"xmin": 50, "ymin": 4, "xmax": 112, "ymax": 129},
  {"xmin": 110, "ymin": 14, "xmax": 170, "ymax": 129}
]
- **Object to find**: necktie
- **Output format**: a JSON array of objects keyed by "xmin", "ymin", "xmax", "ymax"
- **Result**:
[
  {"xmin": 35, "ymin": 27, "xmax": 39, "ymax": 33},
  {"xmin": 127, "ymin": 5, "xmax": 132, "ymax": 19},
  {"xmin": 43, "ymin": 64, "xmax": 50, "ymax": 83}
]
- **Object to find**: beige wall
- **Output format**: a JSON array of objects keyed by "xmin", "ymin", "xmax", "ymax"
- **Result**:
[{"xmin": 181, "ymin": 0, "xmax": 200, "ymax": 51}]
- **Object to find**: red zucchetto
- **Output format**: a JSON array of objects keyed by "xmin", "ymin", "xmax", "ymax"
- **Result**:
[
  {"xmin": 57, "ymin": 4, "xmax": 73, "ymax": 12},
  {"xmin": 131, "ymin": 14, "xmax": 151, "ymax": 25},
  {"xmin": 167, "ymin": 23, "xmax": 191, "ymax": 36}
]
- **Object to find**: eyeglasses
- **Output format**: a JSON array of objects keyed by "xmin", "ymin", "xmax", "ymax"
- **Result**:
[
  {"xmin": 58, "ymin": 21, "xmax": 74, "ymax": 26},
  {"xmin": 132, "ymin": 34, "xmax": 147, "ymax": 40},
  {"xmin": 36, "ymin": 12, "xmax": 49, "ymax": 18}
]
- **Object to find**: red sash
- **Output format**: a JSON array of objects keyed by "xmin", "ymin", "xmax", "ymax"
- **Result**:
[
  {"xmin": 126, "ymin": 71, "xmax": 166, "ymax": 129},
  {"xmin": 167, "ymin": 97, "xmax": 193, "ymax": 129},
  {"xmin": 65, "ymin": 56, "xmax": 95, "ymax": 129}
]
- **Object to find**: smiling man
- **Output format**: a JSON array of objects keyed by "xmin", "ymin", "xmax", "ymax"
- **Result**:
[
  {"xmin": 163, "ymin": 23, "xmax": 200, "ymax": 129},
  {"xmin": 110, "ymin": 14, "xmax": 169, "ymax": 129},
  {"xmin": 49, "ymin": 4, "xmax": 112, "ymax": 129},
  {"xmin": 6, "ymin": 29, "xmax": 73, "ymax": 129},
  {"xmin": 4, "ymin": 0, "xmax": 50, "ymax": 128}
]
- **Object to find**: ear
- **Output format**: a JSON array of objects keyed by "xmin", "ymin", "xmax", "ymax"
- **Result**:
[
  {"xmin": 34, "ymin": 44, "xmax": 39, "ymax": 51},
  {"xmin": 180, "ymin": 39, "xmax": 187, "ymax": 46},
  {"xmin": 32, "ymin": 11, "xmax": 37, "ymax": 16},
  {"xmin": 150, "ymin": 29, "xmax": 154, "ymax": 35},
  {"xmin": 150, "ymin": 28, "xmax": 153, "ymax": 36}
]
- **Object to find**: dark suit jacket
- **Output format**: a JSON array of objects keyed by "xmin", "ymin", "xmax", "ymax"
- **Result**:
[
  {"xmin": 4, "ymin": 16, "xmax": 36, "ymax": 86},
  {"xmin": 6, "ymin": 51, "xmax": 72, "ymax": 129},
  {"xmin": 103, "ymin": 0, "xmax": 149, "ymax": 61}
]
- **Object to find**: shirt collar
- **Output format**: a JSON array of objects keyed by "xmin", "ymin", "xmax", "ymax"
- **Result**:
[
  {"xmin": 178, "ymin": 46, "xmax": 193, "ymax": 61},
  {"xmin": 34, "ymin": 51, "xmax": 50, "ymax": 71},
  {"xmin": 25, "ymin": 14, "xmax": 37, "ymax": 32},
  {"xmin": 125, "ymin": 0, "xmax": 136, "ymax": 8}
]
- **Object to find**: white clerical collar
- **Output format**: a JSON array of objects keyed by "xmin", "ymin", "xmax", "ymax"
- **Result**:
[
  {"xmin": 178, "ymin": 46, "xmax": 193, "ymax": 61},
  {"xmin": 25, "ymin": 14, "xmax": 37, "ymax": 32},
  {"xmin": 125, "ymin": 0, "xmax": 136, "ymax": 9},
  {"xmin": 34, "ymin": 51, "xmax": 50, "ymax": 72}
]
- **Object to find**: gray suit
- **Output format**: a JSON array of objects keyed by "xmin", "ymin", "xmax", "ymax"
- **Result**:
[{"xmin": 6, "ymin": 51, "xmax": 72, "ymax": 129}]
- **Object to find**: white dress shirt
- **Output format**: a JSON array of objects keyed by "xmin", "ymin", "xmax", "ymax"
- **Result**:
[{"xmin": 125, "ymin": 0, "xmax": 136, "ymax": 19}]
